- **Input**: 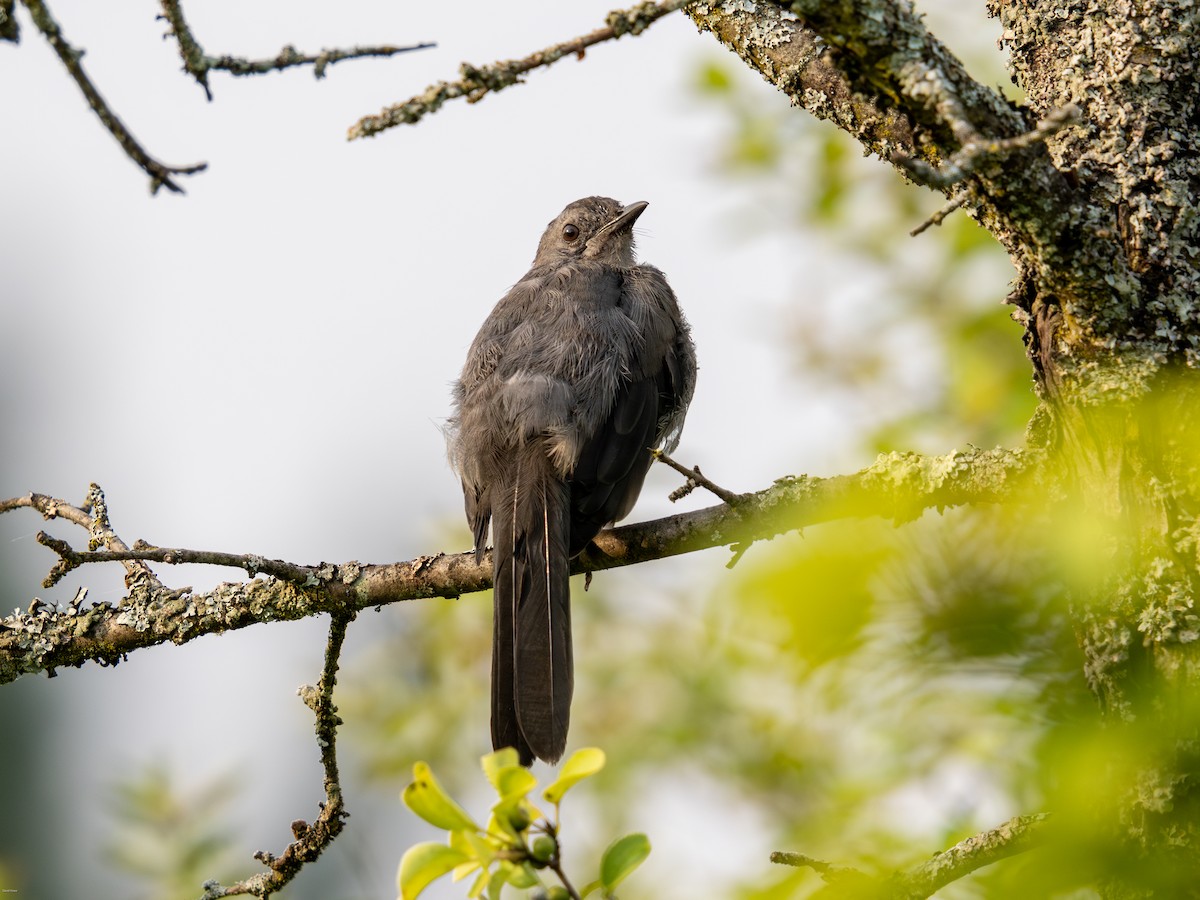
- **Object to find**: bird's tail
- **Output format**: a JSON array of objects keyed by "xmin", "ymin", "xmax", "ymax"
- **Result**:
[{"xmin": 491, "ymin": 448, "xmax": 573, "ymax": 766}]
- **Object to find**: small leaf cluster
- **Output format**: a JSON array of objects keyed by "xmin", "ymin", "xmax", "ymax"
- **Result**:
[{"xmin": 398, "ymin": 747, "xmax": 649, "ymax": 900}]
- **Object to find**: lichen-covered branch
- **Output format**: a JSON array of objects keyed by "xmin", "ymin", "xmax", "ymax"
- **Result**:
[
  {"xmin": 201, "ymin": 613, "xmax": 353, "ymax": 898},
  {"xmin": 347, "ymin": 0, "xmax": 690, "ymax": 139},
  {"xmin": 772, "ymin": 813, "xmax": 1051, "ymax": 899},
  {"xmin": 20, "ymin": 0, "xmax": 208, "ymax": 193},
  {"xmin": 0, "ymin": 0, "xmax": 19, "ymax": 42},
  {"xmin": 157, "ymin": 0, "xmax": 433, "ymax": 101},
  {"xmin": 893, "ymin": 104, "xmax": 1082, "ymax": 190},
  {"xmin": 0, "ymin": 447, "xmax": 1040, "ymax": 685},
  {"xmin": 685, "ymin": 1, "xmax": 1082, "ymax": 271}
]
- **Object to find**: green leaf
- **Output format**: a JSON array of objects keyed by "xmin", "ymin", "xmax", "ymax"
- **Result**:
[
  {"xmin": 450, "ymin": 827, "xmax": 498, "ymax": 864},
  {"xmin": 397, "ymin": 842, "xmax": 470, "ymax": 900},
  {"xmin": 467, "ymin": 867, "xmax": 489, "ymax": 898},
  {"xmin": 494, "ymin": 764, "xmax": 537, "ymax": 801},
  {"xmin": 599, "ymin": 833, "xmax": 651, "ymax": 892},
  {"xmin": 505, "ymin": 862, "xmax": 540, "ymax": 889},
  {"xmin": 402, "ymin": 762, "xmax": 477, "ymax": 832},
  {"xmin": 485, "ymin": 866, "xmax": 508, "ymax": 900},
  {"xmin": 542, "ymin": 747, "xmax": 606, "ymax": 805},
  {"xmin": 481, "ymin": 748, "xmax": 521, "ymax": 789}
]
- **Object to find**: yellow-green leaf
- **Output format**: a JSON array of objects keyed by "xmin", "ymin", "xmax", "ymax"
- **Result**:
[
  {"xmin": 451, "ymin": 827, "xmax": 498, "ymax": 863},
  {"xmin": 467, "ymin": 867, "xmax": 490, "ymax": 899},
  {"xmin": 481, "ymin": 748, "xmax": 521, "ymax": 789},
  {"xmin": 403, "ymin": 762, "xmax": 477, "ymax": 832},
  {"xmin": 397, "ymin": 842, "xmax": 470, "ymax": 900},
  {"xmin": 542, "ymin": 747, "xmax": 606, "ymax": 804},
  {"xmin": 599, "ymin": 833, "xmax": 650, "ymax": 891},
  {"xmin": 494, "ymin": 764, "xmax": 537, "ymax": 801}
]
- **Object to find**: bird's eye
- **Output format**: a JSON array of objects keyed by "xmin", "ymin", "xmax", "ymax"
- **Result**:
[{"xmin": 562, "ymin": 224, "xmax": 580, "ymax": 241}]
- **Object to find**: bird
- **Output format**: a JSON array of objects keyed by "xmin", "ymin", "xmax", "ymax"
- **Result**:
[{"xmin": 447, "ymin": 196, "xmax": 696, "ymax": 766}]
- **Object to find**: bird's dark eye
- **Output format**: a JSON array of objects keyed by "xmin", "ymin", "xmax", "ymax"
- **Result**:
[{"xmin": 562, "ymin": 224, "xmax": 580, "ymax": 241}]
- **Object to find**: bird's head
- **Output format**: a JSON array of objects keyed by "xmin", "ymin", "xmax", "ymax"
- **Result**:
[{"xmin": 532, "ymin": 196, "xmax": 648, "ymax": 268}]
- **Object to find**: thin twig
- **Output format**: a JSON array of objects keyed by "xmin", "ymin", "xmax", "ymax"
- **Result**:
[
  {"xmin": 4, "ymin": 485, "xmax": 162, "ymax": 590},
  {"xmin": 20, "ymin": 0, "xmax": 207, "ymax": 194},
  {"xmin": 893, "ymin": 105, "xmax": 1081, "ymax": 190},
  {"xmin": 157, "ymin": 0, "xmax": 433, "ymax": 100},
  {"xmin": 770, "ymin": 851, "xmax": 870, "ymax": 886},
  {"xmin": 652, "ymin": 449, "xmax": 744, "ymax": 505},
  {"xmin": 348, "ymin": 0, "xmax": 690, "ymax": 139},
  {"xmin": 550, "ymin": 861, "xmax": 583, "ymax": 900},
  {"xmin": 771, "ymin": 813, "xmax": 1051, "ymax": 899},
  {"xmin": 202, "ymin": 612, "xmax": 355, "ymax": 898},
  {"xmin": 910, "ymin": 192, "xmax": 966, "ymax": 236},
  {"xmin": 35, "ymin": 538, "xmax": 319, "ymax": 590}
]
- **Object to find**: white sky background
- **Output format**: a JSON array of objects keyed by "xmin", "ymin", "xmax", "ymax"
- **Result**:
[{"xmin": 0, "ymin": 2, "xmax": 1007, "ymax": 897}]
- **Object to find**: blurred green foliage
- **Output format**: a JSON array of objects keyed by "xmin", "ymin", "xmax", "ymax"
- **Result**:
[{"xmin": 104, "ymin": 765, "xmax": 241, "ymax": 900}]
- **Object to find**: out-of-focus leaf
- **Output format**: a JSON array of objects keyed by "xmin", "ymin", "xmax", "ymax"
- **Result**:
[
  {"xmin": 467, "ymin": 867, "xmax": 489, "ymax": 898},
  {"xmin": 481, "ymin": 747, "xmax": 521, "ymax": 789},
  {"xmin": 494, "ymin": 763, "xmax": 537, "ymax": 802},
  {"xmin": 599, "ymin": 833, "xmax": 651, "ymax": 891},
  {"xmin": 694, "ymin": 59, "xmax": 734, "ymax": 94},
  {"xmin": 543, "ymin": 747, "xmax": 606, "ymax": 804},
  {"xmin": 397, "ymin": 842, "xmax": 470, "ymax": 900},
  {"xmin": 503, "ymin": 861, "xmax": 539, "ymax": 888},
  {"xmin": 403, "ymin": 762, "xmax": 477, "ymax": 832}
]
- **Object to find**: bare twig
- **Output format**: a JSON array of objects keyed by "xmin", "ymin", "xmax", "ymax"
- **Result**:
[
  {"xmin": 201, "ymin": 612, "xmax": 354, "ymax": 898},
  {"xmin": 0, "ymin": 447, "xmax": 1042, "ymax": 685},
  {"xmin": 348, "ymin": 0, "xmax": 691, "ymax": 139},
  {"xmin": 3, "ymin": 485, "xmax": 162, "ymax": 590},
  {"xmin": 910, "ymin": 192, "xmax": 966, "ymax": 237},
  {"xmin": 20, "ymin": 0, "xmax": 208, "ymax": 193},
  {"xmin": 34, "ymin": 536, "xmax": 318, "ymax": 590},
  {"xmin": 772, "ymin": 813, "xmax": 1051, "ymax": 899},
  {"xmin": 652, "ymin": 449, "xmax": 744, "ymax": 505},
  {"xmin": 157, "ymin": 0, "xmax": 433, "ymax": 101},
  {"xmin": 770, "ymin": 851, "xmax": 873, "ymax": 890}
]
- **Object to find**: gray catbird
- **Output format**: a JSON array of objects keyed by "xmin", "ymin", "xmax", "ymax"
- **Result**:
[{"xmin": 448, "ymin": 197, "xmax": 696, "ymax": 766}]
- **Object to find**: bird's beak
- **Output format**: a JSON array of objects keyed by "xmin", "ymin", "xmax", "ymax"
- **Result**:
[{"xmin": 598, "ymin": 201, "xmax": 649, "ymax": 238}]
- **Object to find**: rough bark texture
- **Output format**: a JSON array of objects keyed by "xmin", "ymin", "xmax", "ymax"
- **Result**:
[{"xmin": 688, "ymin": 0, "xmax": 1200, "ymax": 894}]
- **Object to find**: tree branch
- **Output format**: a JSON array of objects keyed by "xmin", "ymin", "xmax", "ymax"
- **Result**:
[
  {"xmin": 347, "ymin": 0, "xmax": 691, "ymax": 140},
  {"xmin": 892, "ymin": 104, "xmax": 1081, "ymax": 190},
  {"xmin": 772, "ymin": 813, "xmax": 1051, "ymax": 899},
  {"xmin": 201, "ymin": 612, "xmax": 354, "ymax": 898},
  {"xmin": 20, "ymin": 0, "xmax": 207, "ymax": 194},
  {"xmin": 157, "ymin": 0, "xmax": 434, "ymax": 101},
  {"xmin": 0, "ymin": 446, "xmax": 1041, "ymax": 685},
  {"xmin": 0, "ymin": 0, "xmax": 19, "ymax": 42},
  {"xmin": 685, "ymin": 1, "xmax": 1082, "ymax": 264}
]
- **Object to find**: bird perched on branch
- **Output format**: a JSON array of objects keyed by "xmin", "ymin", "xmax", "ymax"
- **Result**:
[{"xmin": 448, "ymin": 197, "xmax": 696, "ymax": 766}]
